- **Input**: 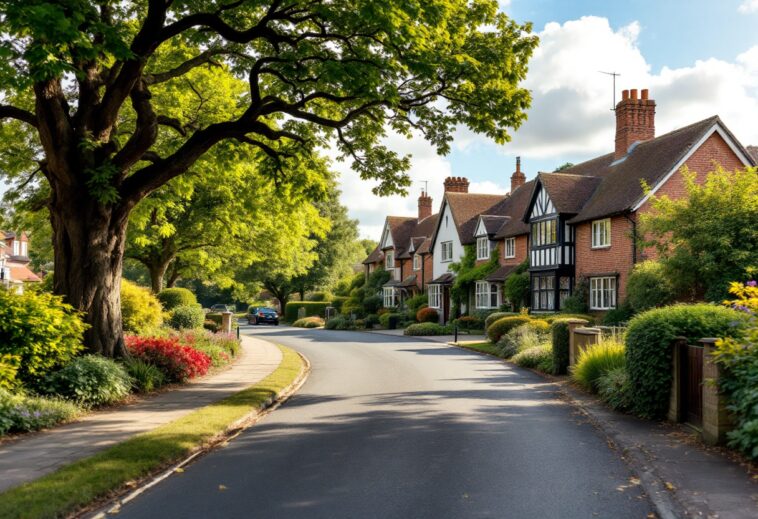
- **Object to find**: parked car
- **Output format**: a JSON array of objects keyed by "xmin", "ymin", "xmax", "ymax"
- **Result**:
[
  {"xmin": 210, "ymin": 304, "xmax": 233, "ymax": 312},
  {"xmin": 248, "ymin": 307, "xmax": 279, "ymax": 325}
]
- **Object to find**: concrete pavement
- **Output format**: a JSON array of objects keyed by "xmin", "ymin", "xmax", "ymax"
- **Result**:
[{"xmin": 0, "ymin": 335, "xmax": 282, "ymax": 493}]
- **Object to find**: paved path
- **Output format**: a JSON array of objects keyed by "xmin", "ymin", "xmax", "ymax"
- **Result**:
[
  {"xmin": 0, "ymin": 335, "xmax": 282, "ymax": 493},
  {"xmin": 115, "ymin": 326, "xmax": 652, "ymax": 519}
]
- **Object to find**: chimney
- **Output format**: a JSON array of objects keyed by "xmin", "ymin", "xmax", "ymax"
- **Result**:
[
  {"xmin": 510, "ymin": 156, "xmax": 526, "ymax": 193},
  {"xmin": 615, "ymin": 88, "xmax": 656, "ymax": 160},
  {"xmin": 443, "ymin": 176, "xmax": 470, "ymax": 193},
  {"xmin": 418, "ymin": 191, "xmax": 432, "ymax": 221}
]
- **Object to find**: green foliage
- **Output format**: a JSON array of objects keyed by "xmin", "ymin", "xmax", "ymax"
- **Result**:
[
  {"xmin": 324, "ymin": 316, "xmax": 356, "ymax": 330},
  {"xmin": 363, "ymin": 295, "xmax": 383, "ymax": 314},
  {"xmin": 405, "ymin": 294, "xmax": 428, "ymax": 314},
  {"xmin": 512, "ymin": 344, "xmax": 553, "ymax": 372},
  {"xmin": 596, "ymin": 368, "xmax": 634, "ymax": 412},
  {"xmin": 484, "ymin": 311, "xmax": 517, "ymax": 330},
  {"xmin": 503, "ymin": 269, "xmax": 530, "ymax": 310},
  {"xmin": 364, "ymin": 314, "xmax": 380, "ymax": 328},
  {"xmin": 526, "ymin": 320, "xmax": 550, "ymax": 333},
  {"xmin": 157, "ymin": 288, "xmax": 197, "ymax": 311},
  {"xmin": 306, "ymin": 292, "xmax": 331, "ymax": 302},
  {"xmin": 284, "ymin": 301, "xmax": 332, "ymax": 322},
  {"xmin": 541, "ymin": 313, "xmax": 594, "ymax": 324},
  {"xmin": 331, "ymin": 296, "xmax": 348, "ymax": 313},
  {"xmin": 602, "ymin": 304, "xmax": 634, "ymax": 325},
  {"xmin": 626, "ymin": 261, "xmax": 675, "ymax": 313},
  {"xmin": 640, "ymin": 167, "xmax": 758, "ymax": 301},
  {"xmin": 168, "ymin": 305, "xmax": 205, "ymax": 330},
  {"xmin": 0, "ymin": 287, "xmax": 86, "ymax": 386},
  {"xmin": 43, "ymin": 355, "xmax": 132, "ymax": 408},
  {"xmin": 203, "ymin": 319, "xmax": 220, "ymax": 333},
  {"xmin": 572, "ymin": 339, "xmax": 626, "ymax": 392},
  {"xmin": 379, "ymin": 312, "xmax": 404, "ymax": 329},
  {"xmin": 404, "ymin": 323, "xmax": 451, "ymax": 336},
  {"xmin": 122, "ymin": 358, "xmax": 165, "ymax": 393},
  {"xmin": 0, "ymin": 388, "xmax": 79, "ymax": 435},
  {"xmin": 496, "ymin": 324, "xmax": 548, "ymax": 359},
  {"xmin": 293, "ymin": 317, "xmax": 325, "ymax": 328},
  {"xmin": 561, "ymin": 278, "xmax": 589, "ymax": 313},
  {"xmin": 713, "ymin": 322, "xmax": 758, "ymax": 459},
  {"xmin": 121, "ymin": 280, "xmax": 162, "ymax": 334},
  {"xmin": 454, "ymin": 315, "xmax": 484, "ymax": 330},
  {"xmin": 487, "ymin": 315, "xmax": 532, "ymax": 342},
  {"xmin": 550, "ymin": 320, "xmax": 572, "ymax": 375},
  {"xmin": 0, "ymin": 354, "xmax": 19, "ymax": 390},
  {"xmin": 416, "ymin": 307, "xmax": 439, "ymax": 323},
  {"xmin": 449, "ymin": 245, "xmax": 500, "ymax": 307},
  {"xmin": 626, "ymin": 304, "xmax": 748, "ymax": 418}
]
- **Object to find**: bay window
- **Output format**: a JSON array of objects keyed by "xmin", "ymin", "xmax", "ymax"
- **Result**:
[
  {"xmin": 428, "ymin": 285, "xmax": 441, "ymax": 308},
  {"xmin": 382, "ymin": 287, "xmax": 397, "ymax": 308},
  {"xmin": 532, "ymin": 275, "xmax": 555, "ymax": 311},
  {"xmin": 475, "ymin": 281, "xmax": 499, "ymax": 309}
]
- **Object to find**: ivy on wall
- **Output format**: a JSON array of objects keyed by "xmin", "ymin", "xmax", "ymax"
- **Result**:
[{"xmin": 449, "ymin": 244, "xmax": 500, "ymax": 313}]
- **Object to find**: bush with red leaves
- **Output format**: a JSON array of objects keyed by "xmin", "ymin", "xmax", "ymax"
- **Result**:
[
  {"xmin": 125, "ymin": 335, "xmax": 211, "ymax": 382},
  {"xmin": 416, "ymin": 307, "xmax": 439, "ymax": 323}
]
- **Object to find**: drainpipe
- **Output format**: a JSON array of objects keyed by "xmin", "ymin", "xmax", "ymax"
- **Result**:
[{"xmin": 623, "ymin": 212, "xmax": 638, "ymax": 265}]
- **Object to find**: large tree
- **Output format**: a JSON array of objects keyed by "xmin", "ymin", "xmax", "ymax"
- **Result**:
[{"xmin": 0, "ymin": 0, "xmax": 536, "ymax": 355}]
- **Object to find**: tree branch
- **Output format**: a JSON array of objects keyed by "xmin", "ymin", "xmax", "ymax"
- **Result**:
[
  {"xmin": 0, "ymin": 105, "xmax": 38, "ymax": 128},
  {"xmin": 144, "ymin": 48, "xmax": 233, "ymax": 85}
]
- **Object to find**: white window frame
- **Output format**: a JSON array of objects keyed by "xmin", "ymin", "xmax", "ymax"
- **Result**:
[
  {"xmin": 591, "ymin": 218, "xmax": 611, "ymax": 249},
  {"xmin": 590, "ymin": 276, "xmax": 617, "ymax": 310},
  {"xmin": 385, "ymin": 250, "xmax": 394, "ymax": 269},
  {"xmin": 440, "ymin": 241, "xmax": 453, "ymax": 262},
  {"xmin": 12, "ymin": 241, "xmax": 19, "ymax": 256},
  {"xmin": 475, "ymin": 280, "xmax": 500, "ymax": 309},
  {"xmin": 413, "ymin": 254, "xmax": 421, "ymax": 271},
  {"xmin": 382, "ymin": 287, "xmax": 397, "ymax": 308},
  {"xmin": 504, "ymin": 237, "xmax": 515, "ymax": 259},
  {"xmin": 476, "ymin": 237, "xmax": 490, "ymax": 260},
  {"xmin": 21, "ymin": 242, "xmax": 27, "ymax": 257},
  {"xmin": 428, "ymin": 285, "xmax": 441, "ymax": 308}
]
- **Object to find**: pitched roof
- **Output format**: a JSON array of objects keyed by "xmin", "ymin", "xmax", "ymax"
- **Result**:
[
  {"xmin": 9, "ymin": 265, "xmax": 41, "ymax": 282},
  {"xmin": 445, "ymin": 192, "xmax": 508, "ymax": 245},
  {"xmin": 478, "ymin": 215, "xmax": 508, "ymax": 236},
  {"xmin": 362, "ymin": 246, "xmax": 384, "ymax": 265},
  {"xmin": 494, "ymin": 179, "xmax": 535, "ymax": 238},
  {"xmin": 534, "ymin": 173, "xmax": 603, "ymax": 216},
  {"xmin": 485, "ymin": 264, "xmax": 520, "ymax": 282},
  {"xmin": 416, "ymin": 237, "xmax": 432, "ymax": 255},
  {"xmin": 748, "ymin": 145, "xmax": 758, "ymax": 163},
  {"xmin": 396, "ymin": 213, "xmax": 438, "ymax": 259},
  {"xmin": 559, "ymin": 116, "xmax": 754, "ymax": 224},
  {"xmin": 400, "ymin": 274, "xmax": 418, "ymax": 288}
]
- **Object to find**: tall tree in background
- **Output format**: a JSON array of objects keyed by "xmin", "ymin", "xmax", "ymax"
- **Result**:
[{"xmin": 0, "ymin": 0, "xmax": 537, "ymax": 355}]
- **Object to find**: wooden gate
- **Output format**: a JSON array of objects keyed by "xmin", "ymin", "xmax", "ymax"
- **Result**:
[{"xmin": 681, "ymin": 343, "xmax": 704, "ymax": 427}]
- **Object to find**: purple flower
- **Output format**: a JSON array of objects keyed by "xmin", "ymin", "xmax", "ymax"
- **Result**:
[{"xmin": 747, "ymin": 280, "xmax": 757, "ymax": 287}]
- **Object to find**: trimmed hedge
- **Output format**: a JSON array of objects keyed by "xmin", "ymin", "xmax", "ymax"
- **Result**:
[
  {"xmin": 626, "ymin": 304, "xmax": 748, "ymax": 418},
  {"xmin": 484, "ymin": 311, "xmax": 516, "ymax": 331},
  {"xmin": 284, "ymin": 301, "xmax": 332, "ymax": 322},
  {"xmin": 404, "ymin": 323, "xmax": 450, "ymax": 336},
  {"xmin": 324, "ymin": 316, "xmax": 356, "ymax": 330},
  {"xmin": 455, "ymin": 315, "xmax": 484, "ymax": 330},
  {"xmin": 416, "ymin": 307, "xmax": 439, "ymax": 323},
  {"xmin": 379, "ymin": 312, "xmax": 404, "ymax": 329},
  {"xmin": 168, "ymin": 305, "xmax": 205, "ymax": 330},
  {"xmin": 487, "ymin": 316, "xmax": 531, "ymax": 342},
  {"xmin": 550, "ymin": 320, "xmax": 571, "ymax": 375},
  {"xmin": 156, "ymin": 288, "xmax": 197, "ymax": 311}
]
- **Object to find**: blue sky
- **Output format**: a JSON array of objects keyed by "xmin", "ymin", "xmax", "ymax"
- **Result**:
[{"xmin": 340, "ymin": 0, "xmax": 758, "ymax": 238}]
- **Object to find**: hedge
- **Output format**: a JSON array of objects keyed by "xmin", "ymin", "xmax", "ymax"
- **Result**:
[
  {"xmin": 284, "ymin": 301, "xmax": 332, "ymax": 322},
  {"xmin": 484, "ymin": 311, "xmax": 516, "ymax": 331},
  {"xmin": 550, "ymin": 318, "xmax": 588, "ymax": 375},
  {"xmin": 157, "ymin": 288, "xmax": 197, "ymax": 311},
  {"xmin": 487, "ymin": 316, "xmax": 531, "ymax": 342},
  {"xmin": 625, "ymin": 304, "xmax": 748, "ymax": 418},
  {"xmin": 404, "ymin": 323, "xmax": 450, "ymax": 336}
]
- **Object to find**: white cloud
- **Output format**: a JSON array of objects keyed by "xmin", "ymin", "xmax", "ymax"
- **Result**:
[
  {"xmin": 340, "ymin": 15, "xmax": 758, "ymax": 238},
  {"xmin": 738, "ymin": 0, "xmax": 758, "ymax": 13}
]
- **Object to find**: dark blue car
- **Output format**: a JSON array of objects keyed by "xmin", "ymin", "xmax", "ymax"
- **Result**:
[{"xmin": 248, "ymin": 307, "xmax": 279, "ymax": 325}]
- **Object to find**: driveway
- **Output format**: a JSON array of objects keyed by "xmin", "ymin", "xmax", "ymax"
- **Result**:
[{"xmin": 114, "ymin": 326, "xmax": 652, "ymax": 519}]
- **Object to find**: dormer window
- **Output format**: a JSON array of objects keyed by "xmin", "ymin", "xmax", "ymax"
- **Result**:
[
  {"xmin": 385, "ymin": 250, "xmax": 394, "ymax": 269},
  {"xmin": 12, "ymin": 240, "xmax": 19, "ymax": 256},
  {"xmin": 21, "ymin": 241, "xmax": 27, "ymax": 257},
  {"xmin": 476, "ymin": 237, "xmax": 489, "ymax": 260},
  {"xmin": 413, "ymin": 254, "xmax": 421, "ymax": 271}
]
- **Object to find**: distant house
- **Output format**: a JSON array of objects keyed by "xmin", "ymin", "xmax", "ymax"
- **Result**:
[{"xmin": 0, "ymin": 231, "xmax": 41, "ymax": 293}]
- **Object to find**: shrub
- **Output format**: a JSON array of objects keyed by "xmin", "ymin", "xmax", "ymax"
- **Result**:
[
  {"xmin": 512, "ymin": 344, "xmax": 553, "ymax": 372},
  {"xmin": 497, "ymin": 323, "xmax": 549, "ymax": 358},
  {"xmin": 525, "ymin": 320, "xmax": 549, "ymax": 333},
  {"xmin": 331, "ymin": 296, "xmax": 348, "ymax": 313},
  {"xmin": 416, "ymin": 307, "xmax": 439, "ymax": 323},
  {"xmin": 0, "ymin": 388, "xmax": 79, "ymax": 435},
  {"xmin": 169, "ymin": 305, "xmax": 205, "ymax": 330},
  {"xmin": 125, "ymin": 335, "xmax": 211, "ymax": 382},
  {"xmin": 596, "ymin": 367, "xmax": 634, "ymax": 411},
  {"xmin": 43, "ymin": 355, "xmax": 132, "ymax": 407},
  {"xmin": 203, "ymin": 319, "xmax": 220, "ymax": 333},
  {"xmin": 0, "ymin": 287, "xmax": 86, "ymax": 387},
  {"xmin": 306, "ymin": 292, "xmax": 332, "ymax": 301},
  {"xmin": 626, "ymin": 261, "xmax": 675, "ymax": 313},
  {"xmin": 362, "ymin": 295, "xmax": 383, "ymax": 314},
  {"xmin": 542, "ymin": 313, "xmax": 594, "ymax": 324},
  {"xmin": 121, "ymin": 280, "xmax": 163, "ymax": 334},
  {"xmin": 484, "ymin": 311, "xmax": 516, "ymax": 331},
  {"xmin": 188, "ymin": 341, "xmax": 230, "ymax": 368},
  {"xmin": 572, "ymin": 338, "xmax": 626, "ymax": 392},
  {"xmin": 602, "ymin": 304, "xmax": 634, "ymax": 325},
  {"xmin": 205, "ymin": 312, "xmax": 222, "ymax": 325},
  {"xmin": 284, "ymin": 301, "xmax": 331, "ymax": 322},
  {"xmin": 379, "ymin": 312, "xmax": 404, "ymax": 329},
  {"xmin": 156, "ymin": 287, "xmax": 197, "ymax": 311},
  {"xmin": 455, "ymin": 315, "xmax": 483, "ymax": 330},
  {"xmin": 405, "ymin": 294, "xmax": 428, "ymax": 314},
  {"xmin": 293, "ymin": 317, "xmax": 324, "ymax": 328},
  {"xmin": 503, "ymin": 270, "xmax": 530, "ymax": 310},
  {"xmin": 550, "ymin": 320, "xmax": 571, "ymax": 375},
  {"xmin": 487, "ymin": 316, "xmax": 532, "ymax": 342},
  {"xmin": 364, "ymin": 314, "xmax": 380, "ymax": 328},
  {"xmin": 626, "ymin": 303, "xmax": 748, "ymax": 418},
  {"xmin": 324, "ymin": 315, "xmax": 356, "ymax": 330},
  {"xmin": 404, "ymin": 323, "xmax": 449, "ymax": 336},
  {"xmin": 562, "ymin": 278, "xmax": 590, "ymax": 313},
  {"xmin": 178, "ymin": 329, "xmax": 240, "ymax": 359},
  {"xmin": 122, "ymin": 358, "xmax": 165, "ymax": 393}
]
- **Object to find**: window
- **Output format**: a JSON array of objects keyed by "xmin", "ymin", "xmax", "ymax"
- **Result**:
[
  {"xmin": 532, "ymin": 275, "xmax": 555, "ymax": 311},
  {"xmin": 383, "ymin": 287, "xmax": 397, "ymax": 308},
  {"xmin": 413, "ymin": 254, "xmax": 421, "ymax": 271},
  {"xmin": 531, "ymin": 218, "xmax": 557, "ymax": 247},
  {"xmin": 440, "ymin": 241, "xmax": 453, "ymax": 262},
  {"xmin": 475, "ymin": 281, "xmax": 499, "ymax": 309},
  {"xmin": 385, "ymin": 250, "xmax": 394, "ymax": 269},
  {"xmin": 590, "ymin": 277, "xmax": 617, "ymax": 310},
  {"xmin": 428, "ymin": 285, "xmax": 441, "ymax": 308},
  {"xmin": 12, "ymin": 241, "xmax": 19, "ymax": 256},
  {"xmin": 21, "ymin": 242, "xmax": 27, "ymax": 257},
  {"xmin": 476, "ymin": 237, "xmax": 489, "ymax": 260},
  {"xmin": 504, "ymin": 237, "xmax": 515, "ymax": 259},
  {"xmin": 591, "ymin": 218, "xmax": 611, "ymax": 248}
]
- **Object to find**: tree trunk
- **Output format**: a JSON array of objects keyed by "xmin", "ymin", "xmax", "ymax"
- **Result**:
[
  {"xmin": 166, "ymin": 260, "xmax": 181, "ymax": 288},
  {"xmin": 148, "ymin": 261, "xmax": 170, "ymax": 293},
  {"xmin": 50, "ymin": 195, "xmax": 130, "ymax": 357}
]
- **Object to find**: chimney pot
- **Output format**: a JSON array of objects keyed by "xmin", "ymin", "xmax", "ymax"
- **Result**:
[
  {"xmin": 630, "ymin": 89, "xmax": 638, "ymax": 100},
  {"xmin": 641, "ymin": 88, "xmax": 649, "ymax": 100},
  {"xmin": 510, "ymin": 157, "xmax": 526, "ymax": 193},
  {"xmin": 444, "ymin": 176, "xmax": 470, "ymax": 193},
  {"xmin": 622, "ymin": 89, "xmax": 629, "ymax": 100},
  {"xmin": 614, "ymin": 88, "xmax": 656, "ymax": 160}
]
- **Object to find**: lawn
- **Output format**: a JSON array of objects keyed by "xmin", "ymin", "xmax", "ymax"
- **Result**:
[
  {"xmin": 458, "ymin": 341, "xmax": 502, "ymax": 357},
  {"xmin": 0, "ymin": 345, "xmax": 305, "ymax": 519}
]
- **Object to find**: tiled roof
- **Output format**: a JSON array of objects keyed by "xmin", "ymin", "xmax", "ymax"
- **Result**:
[
  {"xmin": 536, "ymin": 173, "xmax": 603, "ymax": 215},
  {"xmin": 362, "ymin": 246, "xmax": 384, "ymax": 265},
  {"xmin": 416, "ymin": 237, "xmax": 432, "ymax": 255},
  {"xmin": 748, "ymin": 145, "xmax": 758, "ymax": 163},
  {"xmin": 485, "ymin": 264, "xmax": 520, "ymax": 282},
  {"xmin": 494, "ymin": 180, "xmax": 535, "ymax": 238},
  {"xmin": 445, "ymin": 192, "xmax": 508, "ymax": 245},
  {"xmin": 397, "ymin": 214, "xmax": 439, "ymax": 259},
  {"xmin": 429, "ymin": 273, "xmax": 456, "ymax": 284},
  {"xmin": 478, "ymin": 215, "xmax": 508, "ymax": 236},
  {"xmin": 9, "ymin": 265, "xmax": 41, "ymax": 282},
  {"xmin": 400, "ymin": 274, "xmax": 418, "ymax": 287}
]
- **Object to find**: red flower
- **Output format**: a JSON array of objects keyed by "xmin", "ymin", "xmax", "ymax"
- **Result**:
[{"xmin": 125, "ymin": 335, "xmax": 211, "ymax": 382}]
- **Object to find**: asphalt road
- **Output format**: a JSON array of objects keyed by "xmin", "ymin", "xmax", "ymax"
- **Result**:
[{"xmin": 115, "ymin": 326, "xmax": 652, "ymax": 519}]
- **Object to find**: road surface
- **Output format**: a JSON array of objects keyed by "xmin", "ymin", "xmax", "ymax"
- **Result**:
[{"xmin": 115, "ymin": 326, "xmax": 652, "ymax": 519}]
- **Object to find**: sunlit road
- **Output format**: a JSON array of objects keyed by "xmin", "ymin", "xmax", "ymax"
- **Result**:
[{"xmin": 116, "ymin": 326, "xmax": 652, "ymax": 519}]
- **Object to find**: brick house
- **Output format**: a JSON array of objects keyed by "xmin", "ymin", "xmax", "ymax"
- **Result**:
[
  {"xmin": 0, "ymin": 231, "xmax": 41, "ymax": 293},
  {"xmin": 521, "ymin": 89, "xmax": 756, "ymax": 313},
  {"xmin": 362, "ymin": 192, "xmax": 438, "ymax": 308}
]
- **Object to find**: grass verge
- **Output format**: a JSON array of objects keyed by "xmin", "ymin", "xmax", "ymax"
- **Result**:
[
  {"xmin": 0, "ymin": 345, "xmax": 304, "ymax": 519},
  {"xmin": 457, "ymin": 341, "xmax": 501, "ymax": 357}
]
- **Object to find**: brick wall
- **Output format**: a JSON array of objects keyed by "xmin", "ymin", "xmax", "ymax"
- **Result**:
[{"xmin": 575, "ymin": 215, "xmax": 635, "ymax": 303}]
